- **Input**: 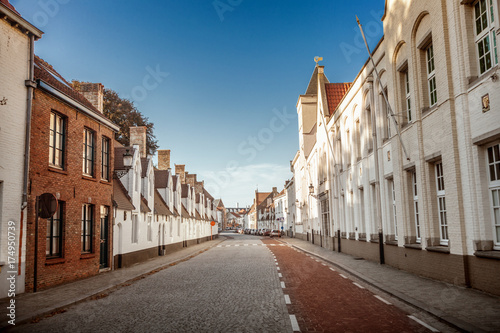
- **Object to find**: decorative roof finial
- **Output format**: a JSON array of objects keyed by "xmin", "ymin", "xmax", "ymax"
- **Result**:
[{"xmin": 314, "ymin": 56, "xmax": 323, "ymax": 66}]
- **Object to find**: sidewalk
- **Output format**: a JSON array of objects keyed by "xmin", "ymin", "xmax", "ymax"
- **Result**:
[
  {"xmin": 0, "ymin": 237, "xmax": 226, "ymax": 330},
  {"xmin": 279, "ymin": 237, "xmax": 500, "ymax": 333}
]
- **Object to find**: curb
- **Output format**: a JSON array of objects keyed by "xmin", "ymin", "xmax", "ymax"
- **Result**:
[
  {"xmin": 279, "ymin": 239, "xmax": 487, "ymax": 333},
  {"xmin": 2, "ymin": 237, "xmax": 226, "ymax": 331}
]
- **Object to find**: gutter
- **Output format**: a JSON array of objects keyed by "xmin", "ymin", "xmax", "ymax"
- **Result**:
[{"xmin": 37, "ymin": 81, "xmax": 120, "ymax": 132}]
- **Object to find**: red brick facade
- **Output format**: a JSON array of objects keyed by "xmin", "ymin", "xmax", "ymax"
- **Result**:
[{"xmin": 25, "ymin": 60, "xmax": 117, "ymax": 292}]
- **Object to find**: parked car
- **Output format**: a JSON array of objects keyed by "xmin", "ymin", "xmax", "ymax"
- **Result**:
[
  {"xmin": 263, "ymin": 229, "xmax": 271, "ymax": 236},
  {"xmin": 270, "ymin": 229, "xmax": 281, "ymax": 238}
]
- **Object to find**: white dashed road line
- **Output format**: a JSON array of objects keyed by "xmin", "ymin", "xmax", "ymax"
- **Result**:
[
  {"xmin": 278, "ymin": 273, "xmax": 282, "ymax": 278},
  {"xmin": 339, "ymin": 274, "xmax": 348, "ymax": 279},
  {"xmin": 290, "ymin": 314, "xmax": 300, "ymax": 332},
  {"xmin": 281, "ymin": 281, "xmax": 286, "ymax": 288},
  {"xmin": 353, "ymin": 282, "xmax": 365, "ymax": 289},
  {"xmin": 329, "ymin": 267, "xmax": 335, "ymax": 271},
  {"xmin": 284, "ymin": 294, "xmax": 291, "ymax": 304},
  {"xmin": 374, "ymin": 295, "xmax": 392, "ymax": 305},
  {"xmin": 408, "ymin": 315, "xmax": 439, "ymax": 332}
]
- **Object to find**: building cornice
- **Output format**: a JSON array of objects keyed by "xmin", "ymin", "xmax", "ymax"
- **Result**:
[{"xmin": 0, "ymin": 4, "xmax": 43, "ymax": 39}]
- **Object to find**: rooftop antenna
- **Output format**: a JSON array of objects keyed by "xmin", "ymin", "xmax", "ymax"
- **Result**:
[{"xmin": 314, "ymin": 56, "xmax": 323, "ymax": 66}]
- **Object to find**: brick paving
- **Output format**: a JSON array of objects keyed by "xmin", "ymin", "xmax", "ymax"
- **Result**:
[{"xmin": 262, "ymin": 238, "xmax": 433, "ymax": 333}]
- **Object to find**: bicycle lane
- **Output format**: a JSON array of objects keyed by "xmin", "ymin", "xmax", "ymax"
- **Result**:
[{"xmin": 261, "ymin": 238, "xmax": 435, "ymax": 333}]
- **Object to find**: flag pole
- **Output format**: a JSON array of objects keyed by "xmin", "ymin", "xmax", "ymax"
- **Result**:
[{"xmin": 356, "ymin": 16, "xmax": 410, "ymax": 161}]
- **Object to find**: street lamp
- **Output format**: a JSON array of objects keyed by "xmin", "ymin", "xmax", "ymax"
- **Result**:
[
  {"xmin": 308, "ymin": 183, "xmax": 319, "ymax": 199},
  {"xmin": 114, "ymin": 148, "xmax": 133, "ymax": 179}
]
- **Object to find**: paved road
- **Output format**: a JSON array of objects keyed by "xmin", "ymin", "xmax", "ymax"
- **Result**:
[
  {"xmin": 11, "ymin": 233, "xmax": 459, "ymax": 332},
  {"xmin": 12, "ymin": 233, "xmax": 292, "ymax": 333}
]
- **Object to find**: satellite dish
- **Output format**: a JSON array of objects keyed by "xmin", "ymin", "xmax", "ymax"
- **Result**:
[{"xmin": 38, "ymin": 193, "xmax": 58, "ymax": 219}]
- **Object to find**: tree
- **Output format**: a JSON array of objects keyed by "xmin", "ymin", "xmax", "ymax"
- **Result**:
[{"xmin": 102, "ymin": 88, "xmax": 159, "ymax": 155}]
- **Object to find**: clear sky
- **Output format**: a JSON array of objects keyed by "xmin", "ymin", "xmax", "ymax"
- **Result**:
[{"xmin": 12, "ymin": 0, "xmax": 385, "ymax": 207}]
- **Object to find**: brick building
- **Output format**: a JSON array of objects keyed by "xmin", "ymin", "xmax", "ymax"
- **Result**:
[
  {"xmin": 0, "ymin": 0, "xmax": 42, "ymax": 297},
  {"xmin": 25, "ymin": 57, "xmax": 119, "ymax": 291},
  {"xmin": 290, "ymin": 0, "xmax": 500, "ymax": 296}
]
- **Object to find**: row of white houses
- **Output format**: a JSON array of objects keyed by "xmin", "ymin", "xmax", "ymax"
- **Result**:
[
  {"xmin": 287, "ymin": 0, "xmax": 500, "ymax": 296},
  {"xmin": 113, "ymin": 127, "xmax": 219, "ymax": 268}
]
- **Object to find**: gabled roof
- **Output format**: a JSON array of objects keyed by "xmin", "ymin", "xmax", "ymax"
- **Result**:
[
  {"xmin": 113, "ymin": 179, "xmax": 135, "ymax": 211},
  {"xmin": 140, "ymin": 195, "xmax": 151, "ymax": 213},
  {"xmin": 172, "ymin": 176, "xmax": 178, "ymax": 191},
  {"xmin": 34, "ymin": 56, "xmax": 118, "ymax": 131},
  {"xmin": 154, "ymin": 190, "xmax": 173, "ymax": 216},
  {"xmin": 256, "ymin": 192, "xmax": 271, "ymax": 206},
  {"xmin": 325, "ymin": 83, "xmax": 352, "ymax": 115},
  {"xmin": 141, "ymin": 158, "xmax": 150, "ymax": 178},
  {"xmin": 1, "ymin": 0, "xmax": 18, "ymax": 14},
  {"xmin": 173, "ymin": 207, "xmax": 180, "ymax": 217},
  {"xmin": 181, "ymin": 204, "xmax": 191, "ymax": 218},
  {"xmin": 181, "ymin": 184, "xmax": 189, "ymax": 198},
  {"xmin": 154, "ymin": 169, "xmax": 170, "ymax": 189},
  {"xmin": 203, "ymin": 188, "xmax": 214, "ymax": 201},
  {"xmin": 195, "ymin": 209, "xmax": 202, "ymax": 220},
  {"xmin": 305, "ymin": 66, "xmax": 319, "ymax": 95}
]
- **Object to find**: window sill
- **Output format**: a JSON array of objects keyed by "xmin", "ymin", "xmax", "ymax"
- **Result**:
[
  {"xmin": 45, "ymin": 257, "xmax": 65, "ymax": 265},
  {"xmin": 421, "ymin": 105, "xmax": 438, "ymax": 117},
  {"xmin": 385, "ymin": 241, "xmax": 398, "ymax": 246},
  {"xmin": 474, "ymin": 251, "xmax": 500, "ymax": 260},
  {"xmin": 100, "ymin": 179, "xmax": 112, "ymax": 186},
  {"xmin": 404, "ymin": 244, "xmax": 422, "ymax": 250},
  {"xmin": 369, "ymin": 239, "xmax": 379, "ymax": 243},
  {"xmin": 426, "ymin": 246, "xmax": 450, "ymax": 254},
  {"xmin": 80, "ymin": 253, "xmax": 96, "ymax": 259},
  {"xmin": 358, "ymin": 237, "xmax": 367, "ymax": 242},
  {"xmin": 48, "ymin": 167, "xmax": 68, "ymax": 175},
  {"xmin": 82, "ymin": 175, "xmax": 97, "ymax": 182},
  {"xmin": 467, "ymin": 65, "xmax": 498, "ymax": 89}
]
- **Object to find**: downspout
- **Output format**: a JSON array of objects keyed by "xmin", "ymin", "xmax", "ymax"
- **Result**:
[{"xmin": 19, "ymin": 34, "xmax": 36, "ymax": 276}]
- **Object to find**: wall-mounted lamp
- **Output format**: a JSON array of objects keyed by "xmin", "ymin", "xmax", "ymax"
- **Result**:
[{"xmin": 114, "ymin": 149, "xmax": 133, "ymax": 179}]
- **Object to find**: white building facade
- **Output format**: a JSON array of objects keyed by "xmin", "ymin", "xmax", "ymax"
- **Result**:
[{"xmin": 290, "ymin": 0, "xmax": 500, "ymax": 296}]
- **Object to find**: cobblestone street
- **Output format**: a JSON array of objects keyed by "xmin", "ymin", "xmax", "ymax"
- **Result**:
[
  {"xmin": 10, "ymin": 234, "xmax": 468, "ymax": 332},
  {"xmin": 12, "ymin": 234, "xmax": 292, "ymax": 333}
]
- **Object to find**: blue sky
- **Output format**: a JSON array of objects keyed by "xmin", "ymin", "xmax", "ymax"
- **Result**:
[{"xmin": 12, "ymin": 0, "xmax": 384, "ymax": 207}]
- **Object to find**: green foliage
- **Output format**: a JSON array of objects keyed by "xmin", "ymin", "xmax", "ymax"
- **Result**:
[{"xmin": 102, "ymin": 88, "xmax": 159, "ymax": 155}]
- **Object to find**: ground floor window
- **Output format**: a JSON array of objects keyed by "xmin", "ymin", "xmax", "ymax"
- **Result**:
[
  {"xmin": 47, "ymin": 202, "xmax": 63, "ymax": 258},
  {"xmin": 81, "ymin": 204, "xmax": 93, "ymax": 253},
  {"xmin": 321, "ymin": 198, "xmax": 330, "ymax": 236},
  {"xmin": 487, "ymin": 144, "xmax": 500, "ymax": 248}
]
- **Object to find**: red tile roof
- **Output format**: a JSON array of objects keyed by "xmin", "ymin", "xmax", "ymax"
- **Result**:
[
  {"xmin": 1, "ymin": 0, "xmax": 19, "ymax": 14},
  {"xmin": 325, "ymin": 83, "xmax": 352, "ymax": 114}
]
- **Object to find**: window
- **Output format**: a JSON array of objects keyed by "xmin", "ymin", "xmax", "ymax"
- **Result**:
[
  {"xmin": 147, "ymin": 215, "xmax": 152, "ymax": 241},
  {"xmin": 355, "ymin": 119, "xmax": 361, "ymax": 160},
  {"xmin": 405, "ymin": 71, "xmax": 412, "ymax": 123},
  {"xmin": 435, "ymin": 162, "xmax": 448, "ymax": 245},
  {"xmin": 132, "ymin": 215, "xmax": 138, "ymax": 243},
  {"xmin": 49, "ymin": 112, "xmax": 65, "ymax": 168},
  {"xmin": 346, "ymin": 129, "xmax": 351, "ymax": 166},
  {"xmin": 390, "ymin": 180, "xmax": 398, "ymax": 240},
  {"xmin": 46, "ymin": 202, "xmax": 63, "ymax": 258},
  {"xmin": 321, "ymin": 198, "xmax": 330, "ymax": 236},
  {"xmin": 101, "ymin": 137, "xmax": 110, "ymax": 181},
  {"xmin": 426, "ymin": 44, "xmax": 437, "ymax": 106},
  {"xmin": 365, "ymin": 106, "xmax": 373, "ymax": 150},
  {"xmin": 488, "ymin": 144, "xmax": 500, "ymax": 249},
  {"xmin": 475, "ymin": 0, "xmax": 498, "ymax": 74},
  {"xmin": 81, "ymin": 204, "xmax": 93, "ymax": 253},
  {"xmin": 381, "ymin": 89, "xmax": 391, "ymax": 138},
  {"xmin": 83, "ymin": 129, "xmax": 95, "ymax": 176},
  {"xmin": 412, "ymin": 171, "xmax": 421, "ymax": 243},
  {"xmin": 359, "ymin": 188, "xmax": 365, "ymax": 237}
]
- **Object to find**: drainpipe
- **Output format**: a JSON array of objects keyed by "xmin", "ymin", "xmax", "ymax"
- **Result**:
[{"xmin": 20, "ymin": 34, "xmax": 36, "ymax": 277}]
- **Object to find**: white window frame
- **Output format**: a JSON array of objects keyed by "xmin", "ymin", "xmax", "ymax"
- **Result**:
[
  {"xmin": 49, "ymin": 112, "xmax": 65, "ymax": 169},
  {"xmin": 426, "ymin": 44, "xmax": 437, "ymax": 107},
  {"xmin": 405, "ymin": 71, "xmax": 412, "ymax": 123},
  {"xmin": 132, "ymin": 214, "xmax": 139, "ymax": 243},
  {"xmin": 390, "ymin": 180, "xmax": 398, "ymax": 240},
  {"xmin": 487, "ymin": 143, "xmax": 500, "ymax": 249},
  {"xmin": 83, "ymin": 128, "xmax": 95, "ymax": 176},
  {"xmin": 435, "ymin": 162, "xmax": 448, "ymax": 246},
  {"xmin": 412, "ymin": 171, "xmax": 421, "ymax": 243},
  {"xmin": 321, "ymin": 198, "xmax": 330, "ymax": 237},
  {"xmin": 147, "ymin": 215, "xmax": 152, "ymax": 242},
  {"xmin": 474, "ymin": 0, "xmax": 498, "ymax": 74}
]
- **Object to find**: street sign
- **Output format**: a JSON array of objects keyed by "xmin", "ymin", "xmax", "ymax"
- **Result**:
[
  {"xmin": 211, "ymin": 221, "xmax": 216, "ymax": 226},
  {"xmin": 38, "ymin": 193, "xmax": 58, "ymax": 218},
  {"xmin": 281, "ymin": 226, "xmax": 284, "ymax": 230}
]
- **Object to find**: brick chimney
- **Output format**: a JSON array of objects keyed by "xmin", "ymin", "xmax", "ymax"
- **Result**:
[
  {"xmin": 130, "ymin": 126, "xmax": 147, "ymax": 158},
  {"xmin": 158, "ymin": 150, "xmax": 171, "ymax": 170},
  {"xmin": 186, "ymin": 174, "xmax": 197, "ymax": 187},
  {"xmin": 74, "ymin": 82, "xmax": 104, "ymax": 113},
  {"xmin": 175, "ymin": 164, "xmax": 186, "ymax": 184}
]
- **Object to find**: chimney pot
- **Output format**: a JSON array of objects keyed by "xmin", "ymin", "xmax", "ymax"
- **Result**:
[
  {"xmin": 158, "ymin": 150, "xmax": 171, "ymax": 170},
  {"xmin": 129, "ymin": 126, "xmax": 147, "ymax": 158}
]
